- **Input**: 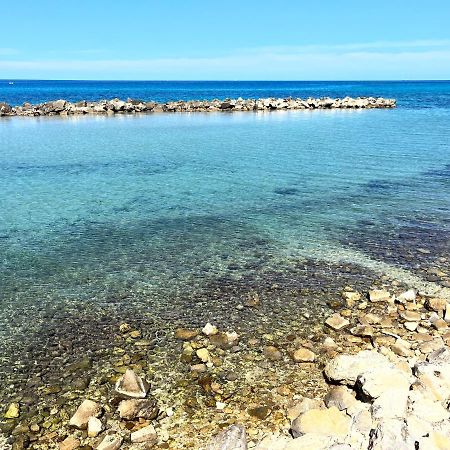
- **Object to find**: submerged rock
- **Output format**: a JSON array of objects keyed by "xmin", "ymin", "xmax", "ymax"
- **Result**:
[
  {"xmin": 117, "ymin": 398, "xmax": 158, "ymax": 420},
  {"xmin": 69, "ymin": 399, "xmax": 102, "ymax": 429},
  {"xmin": 4, "ymin": 403, "xmax": 19, "ymax": 419},
  {"xmin": 114, "ymin": 368, "xmax": 149, "ymax": 398},
  {"xmin": 130, "ymin": 424, "xmax": 158, "ymax": 444},
  {"xmin": 207, "ymin": 424, "xmax": 247, "ymax": 450}
]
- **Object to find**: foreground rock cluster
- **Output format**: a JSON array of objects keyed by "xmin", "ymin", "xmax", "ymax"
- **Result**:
[
  {"xmin": 0, "ymin": 96, "xmax": 396, "ymax": 117},
  {"xmin": 2, "ymin": 284, "xmax": 449, "ymax": 449}
]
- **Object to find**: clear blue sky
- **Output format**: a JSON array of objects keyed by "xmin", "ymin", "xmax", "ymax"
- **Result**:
[{"xmin": 1, "ymin": 0, "xmax": 450, "ymax": 80}]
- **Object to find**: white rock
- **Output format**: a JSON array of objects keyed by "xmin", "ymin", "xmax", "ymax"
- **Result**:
[
  {"xmin": 96, "ymin": 434, "xmax": 123, "ymax": 450},
  {"xmin": 130, "ymin": 424, "xmax": 158, "ymax": 444},
  {"xmin": 202, "ymin": 323, "xmax": 219, "ymax": 336},
  {"xmin": 87, "ymin": 416, "xmax": 103, "ymax": 437},
  {"xmin": 69, "ymin": 399, "xmax": 102, "ymax": 429},
  {"xmin": 254, "ymin": 433, "xmax": 290, "ymax": 450},
  {"xmin": 324, "ymin": 350, "xmax": 392, "ymax": 385},
  {"xmin": 397, "ymin": 289, "xmax": 416, "ymax": 303},
  {"xmin": 357, "ymin": 367, "xmax": 410, "ymax": 399},
  {"xmin": 207, "ymin": 424, "xmax": 247, "ymax": 450},
  {"xmin": 114, "ymin": 369, "xmax": 149, "ymax": 398}
]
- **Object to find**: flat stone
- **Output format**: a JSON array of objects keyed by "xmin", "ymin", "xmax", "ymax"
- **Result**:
[
  {"xmin": 292, "ymin": 348, "xmax": 315, "ymax": 362},
  {"xmin": 357, "ymin": 367, "xmax": 410, "ymax": 399},
  {"xmin": 324, "ymin": 350, "xmax": 392, "ymax": 385},
  {"xmin": 175, "ymin": 328, "xmax": 198, "ymax": 340},
  {"xmin": 324, "ymin": 386, "xmax": 356, "ymax": 411},
  {"xmin": 404, "ymin": 321, "xmax": 418, "ymax": 331},
  {"xmin": 369, "ymin": 289, "xmax": 391, "ymax": 302},
  {"xmin": 4, "ymin": 402, "xmax": 19, "ymax": 419},
  {"xmin": 59, "ymin": 437, "xmax": 80, "ymax": 450},
  {"xmin": 248, "ymin": 406, "xmax": 271, "ymax": 420},
  {"xmin": 342, "ymin": 291, "xmax": 361, "ymax": 307},
  {"xmin": 433, "ymin": 319, "xmax": 448, "ymax": 330},
  {"xmin": 287, "ymin": 397, "xmax": 323, "ymax": 421},
  {"xmin": 130, "ymin": 424, "xmax": 158, "ymax": 444},
  {"xmin": 291, "ymin": 406, "xmax": 351, "ymax": 438},
  {"xmin": 284, "ymin": 434, "xmax": 335, "ymax": 450},
  {"xmin": 350, "ymin": 324, "xmax": 374, "ymax": 337},
  {"xmin": 115, "ymin": 369, "xmax": 149, "ymax": 398},
  {"xmin": 263, "ymin": 346, "xmax": 282, "ymax": 361},
  {"xmin": 117, "ymin": 398, "xmax": 158, "ymax": 420},
  {"xmin": 397, "ymin": 289, "xmax": 416, "ymax": 303},
  {"xmin": 96, "ymin": 434, "xmax": 123, "ymax": 450},
  {"xmin": 399, "ymin": 310, "xmax": 421, "ymax": 321},
  {"xmin": 426, "ymin": 298, "xmax": 448, "ymax": 313},
  {"xmin": 207, "ymin": 424, "xmax": 247, "ymax": 450},
  {"xmin": 69, "ymin": 399, "xmax": 102, "ymax": 429},
  {"xmin": 325, "ymin": 313, "xmax": 349, "ymax": 330}
]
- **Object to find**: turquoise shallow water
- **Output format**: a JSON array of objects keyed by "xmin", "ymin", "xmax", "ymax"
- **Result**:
[{"xmin": 0, "ymin": 87, "xmax": 450, "ymax": 408}]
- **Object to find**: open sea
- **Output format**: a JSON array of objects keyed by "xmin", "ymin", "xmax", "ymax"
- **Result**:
[{"xmin": 0, "ymin": 81, "xmax": 449, "ymax": 441}]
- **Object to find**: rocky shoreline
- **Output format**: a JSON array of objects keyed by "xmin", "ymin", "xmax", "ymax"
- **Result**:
[
  {"xmin": 2, "ymin": 280, "xmax": 450, "ymax": 450},
  {"xmin": 0, "ymin": 96, "xmax": 396, "ymax": 117}
]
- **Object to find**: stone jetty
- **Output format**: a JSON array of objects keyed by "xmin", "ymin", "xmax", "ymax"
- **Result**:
[{"xmin": 0, "ymin": 96, "xmax": 396, "ymax": 117}]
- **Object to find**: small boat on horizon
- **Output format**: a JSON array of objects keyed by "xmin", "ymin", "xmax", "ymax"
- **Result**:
[{"xmin": 8, "ymin": 81, "xmax": 14, "ymax": 85}]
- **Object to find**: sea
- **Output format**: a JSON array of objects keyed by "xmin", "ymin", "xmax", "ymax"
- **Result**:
[{"xmin": 0, "ymin": 81, "xmax": 449, "ymax": 433}]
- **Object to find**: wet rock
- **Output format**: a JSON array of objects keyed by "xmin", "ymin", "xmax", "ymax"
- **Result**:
[
  {"xmin": 263, "ymin": 346, "xmax": 282, "ymax": 361},
  {"xmin": 87, "ymin": 417, "xmax": 103, "ymax": 437},
  {"xmin": 114, "ymin": 369, "xmax": 149, "ymax": 398},
  {"xmin": 426, "ymin": 298, "xmax": 447, "ymax": 313},
  {"xmin": 248, "ymin": 406, "xmax": 271, "ymax": 420},
  {"xmin": 130, "ymin": 424, "xmax": 158, "ymax": 444},
  {"xmin": 292, "ymin": 347, "xmax": 315, "ymax": 362},
  {"xmin": 287, "ymin": 397, "xmax": 323, "ymax": 420},
  {"xmin": 96, "ymin": 434, "xmax": 122, "ymax": 450},
  {"xmin": 207, "ymin": 424, "xmax": 247, "ymax": 450},
  {"xmin": 69, "ymin": 399, "xmax": 102, "ymax": 429},
  {"xmin": 59, "ymin": 436, "xmax": 80, "ymax": 450},
  {"xmin": 175, "ymin": 328, "xmax": 198, "ymax": 340},
  {"xmin": 325, "ymin": 313, "xmax": 349, "ymax": 330},
  {"xmin": 117, "ymin": 398, "xmax": 158, "ymax": 420},
  {"xmin": 4, "ymin": 402, "xmax": 20, "ymax": 419},
  {"xmin": 291, "ymin": 406, "xmax": 351, "ymax": 438},
  {"xmin": 202, "ymin": 323, "xmax": 218, "ymax": 336},
  {"xmin": 368, "ymin": 289, "xmax": 391, "ymax": 302}
]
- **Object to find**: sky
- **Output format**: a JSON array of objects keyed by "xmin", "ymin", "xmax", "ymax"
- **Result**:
[{"xmin": 1, "ymin": 0, "xmax": 450, "ymax": 80}]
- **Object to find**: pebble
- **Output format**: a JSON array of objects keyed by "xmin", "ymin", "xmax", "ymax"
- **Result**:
[
  {"xmin": 292, "ymin": 348, "xmax": 315, "ymax": 362},
  {"xmin": 325, "ymin": 313, "xmax": 349, "ymax": 330}
]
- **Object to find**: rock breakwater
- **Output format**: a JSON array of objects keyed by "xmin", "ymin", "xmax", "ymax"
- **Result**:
[{"xmin": 0, "ymin": 96, "xmax": 396, "ymax": 117}]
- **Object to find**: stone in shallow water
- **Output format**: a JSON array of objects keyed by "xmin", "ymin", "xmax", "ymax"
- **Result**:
[
  {"xmin": 325, "ymin": 313, "xmax": 349, "ymax": 330},
  {"xmin": 96, "ymin": 434, "xmax": 123, "ymax": 450},
  {"xmin": 130, "ymin": 424, "xmax": 158, "ymax": 444},
  {"xmin": 248, "ymin": 406, "xmax": 271, "ymax": 420},
  {"xmin": 207, "ymin": 424, "xmax": 247, "ymax": 450},
  {"xmin": 87, "ymin": 416, "xmax": 103, "ymax": 437},
  {"xmin": 368, "ymin": 289, "xmax": 391, "ymax": 302},
  {"xmin": 59, "ymin": 436, "xmax": 80, "ymax": 450},
  {"xmin": 4, "ymin": 402, "xmax": 20, "ymax": 419},
  {"xmin": 114, "ymin": 368, "xmax": 149, "ymax": 398},
  {"xmin": 69, "ymin": 399, "xmax": 101, "ymax": 429},
  {"xmin": 175, "ymin": 328, "xmax": 199, "ymax": 340},
  {"xmin": 263, "ymin": 346, "xmax": 282, "ymax": 361},
  {"xmin": 117, "ymin": 398, "xmax": 158, "ymax": 420},
  {"xmin": 292, "ymin": 348, "xmax": 315, "ymax": 362}
]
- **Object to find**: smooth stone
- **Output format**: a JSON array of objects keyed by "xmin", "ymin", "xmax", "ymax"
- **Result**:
[
  {"xmin": 324, "ymin": 350, "xmax": 392, "ymax": 385},
  {"xmin": 397, "ymin": 289, "xmax": 416, "ymax": 303},
  {"xmin": 87, "ymin": 417, "xmax": 103, "ymax": 437},
  {"xmin": 59, "ymin": 437, "xmax": 80, "ymax": 450},
  {"xmin": 117, "ymin": 398, "xmax": 158, "ymax": 420},
  {"xmin": 263, "ymin": 346, "xmax": 282, "ymax": 361},
  {"xmin": 69, "ymin": 399, "xmax": 102, "ymax": 429},
  {"xmin": 426, "ymin": 298, "xmax": 448, "ymax": 313},
  {"xmin": 130, "ymin": 424, "xmax": 158, "ymax": 444},
  {"xmin": 114, "ymin": 369, "xmax": 149, "ymax": 398},
  {"xmin": 207, "ymin": 424, "xmax": 247, "ymax": 450},
  {"xmin": 174, "ymin": 328, "xmax": 199, "ymax": 340},
  {"xmin": 292, "ymin": 348, "xmax": 315, "ymax": 362},
  {"xmin": 4, "ymin": 402, "xmax": 20, "ymax": 419},
  {"xmin": 357, "ymin": 367, "xmax": 410, "ymax": 399},
  {"xmin": 291, "ymin": 406, "xmax": 351, "ymax": 438},
  {"xmin": 287, "ymin": 397, "xmax": 323, "ymax": 421},
  {"xmin": 248, "ymin": 406, "xmax": 271, "ymax": 420},
  {"xmin": 368, "ymin": 289, "xmax": 391, "ymax": 302},
  {"xmin": 196, "ymin": 348, "xmax": 211, "ymax": 363},
  {"xmin": 324, "ymin": 386, "xmax": 356, "ymax": 411},
  {"xmin": 325, "ymin": 313, "xmax": 349, "ymax": 330},
  {"xmin": 399, "ymin": 310, "xmax": 421, "ymax": 321},
  {"xmin": 96, "ymin": 434, "xmax": 123, "ymax": 450}
]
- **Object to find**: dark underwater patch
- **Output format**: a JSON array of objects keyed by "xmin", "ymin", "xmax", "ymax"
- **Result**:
[{"xmin": 274, "ymin": 187, "xmax": 299, "ymax": 196}]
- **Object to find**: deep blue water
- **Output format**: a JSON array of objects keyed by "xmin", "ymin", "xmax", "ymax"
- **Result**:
[
  {"xmin": 0, "ymin": 81, "xmax": 449, "ymax": 398},
  {"xmin": 1, "ymin": 80, "xmax": 450, "ymax": 109}
]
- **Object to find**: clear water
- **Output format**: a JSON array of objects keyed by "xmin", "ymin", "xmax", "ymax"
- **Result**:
[{"xmin": 0, "ymin": 81, "xmax": 449, "ymax": 406}]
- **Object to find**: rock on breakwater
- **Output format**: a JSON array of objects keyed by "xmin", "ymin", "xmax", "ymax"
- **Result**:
[{"xmin": 0, "ymin": 96, "xmax": 396, "ymax": 117}]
